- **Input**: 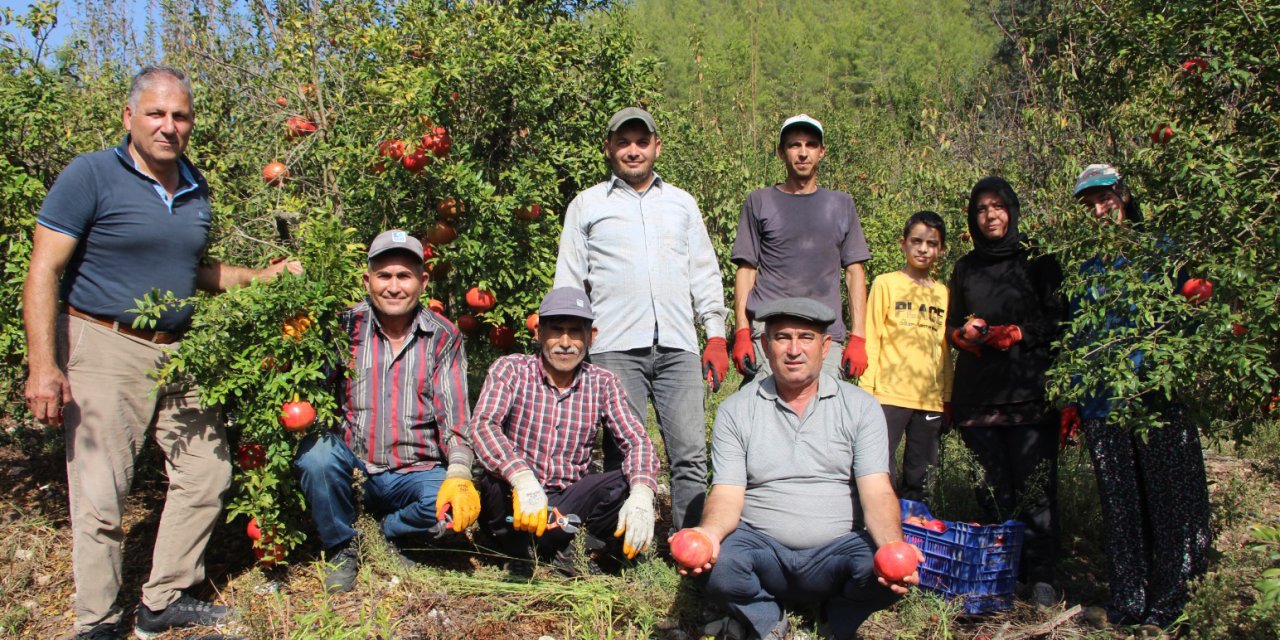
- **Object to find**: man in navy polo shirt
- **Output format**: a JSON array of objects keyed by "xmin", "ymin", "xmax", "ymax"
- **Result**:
[{"xmin": 22, "ymin": 66, "xmax": 300, "ymax": 640}]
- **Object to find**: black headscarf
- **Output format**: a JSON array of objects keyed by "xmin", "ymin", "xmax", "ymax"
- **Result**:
[{"xmin": 967, "ymin": 176, "xmax": 1025, "ymax": 259}]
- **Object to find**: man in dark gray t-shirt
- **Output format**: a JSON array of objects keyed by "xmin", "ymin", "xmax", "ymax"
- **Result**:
[{"xmin": 730, "ymin": 114, "xmax": 872, "ymax": 386}]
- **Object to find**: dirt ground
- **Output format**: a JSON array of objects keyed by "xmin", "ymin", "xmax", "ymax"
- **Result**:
[{"xmin": 1, "ymin": 441, "xmax": 1275, "ymax": 639}]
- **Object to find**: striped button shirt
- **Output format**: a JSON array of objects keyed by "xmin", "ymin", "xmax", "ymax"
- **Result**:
[
  {"xmin": 468, "ymin": 354, "xmax": 659, "ymax": 492},
  {"xmin": 338, "ymin": 300, "xmax": 473, "ymax": 473}
]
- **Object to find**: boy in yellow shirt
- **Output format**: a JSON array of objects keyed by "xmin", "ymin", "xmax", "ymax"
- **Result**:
[{"xmin": 860, "ymin": 211, "xmax": 953, "ymax": 501}]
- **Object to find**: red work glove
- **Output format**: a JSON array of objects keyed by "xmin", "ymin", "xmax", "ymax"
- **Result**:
[
  {"xmin": 984, "ymin": 325, "xmax": 1023, "ymax": 351},
  {"xmin": 702, "ymin": 337, "xmax": 729, "ymax": 392},
  {"xmin": 950, "ymin": 328, "xmax": 983, "ymax": 357},
  {"xmin": 1060, "ymin": 405, "xmax": 1081, "ymax": 447},
  {"xmin": 841, "ymin": 335, "xmax": 868, "ymax": 379},
  {"xmin": 732, "ymin": 327, "xmax": 758, "ymax": 377}
]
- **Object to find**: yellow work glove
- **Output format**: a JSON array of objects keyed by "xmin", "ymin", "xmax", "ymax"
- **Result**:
[
  {"xmin": 509, "ymin": 469, "xmax": 548, "ymax": 537},
  {"xmin": 614, "ymin": 484, "xmax": 655, "ymax": 559},
  {"xmin": 435, "ymin": 464, "xmax": 480, "ymax": 533}
]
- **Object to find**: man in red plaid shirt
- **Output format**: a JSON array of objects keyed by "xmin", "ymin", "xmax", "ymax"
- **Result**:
[{"xmin": 468, "ymin": 287, "xmax": 661, "ymax": 573}]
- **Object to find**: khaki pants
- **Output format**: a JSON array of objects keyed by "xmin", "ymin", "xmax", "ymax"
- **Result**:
[{"xmin": 60, "ymin": 314, "xmax": 230, "ymax": 630}]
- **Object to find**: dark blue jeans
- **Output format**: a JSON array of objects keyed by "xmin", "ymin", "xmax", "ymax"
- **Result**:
[
  {"xmin": 294, "ymin": 433, "xmax": 446, "ymax": 549},
  {"xmin": 704, "ymin": 523, "xmax": 899, "ymax": 640}
]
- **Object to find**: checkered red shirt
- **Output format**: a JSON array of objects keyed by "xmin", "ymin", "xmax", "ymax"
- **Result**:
[
  {"xmin": 338, "ymin": 300, "xmax": 473, "ymax": 473},
  {"xmin": 468, "ymin": 354, "xmax": 659, "ymax": 491}
]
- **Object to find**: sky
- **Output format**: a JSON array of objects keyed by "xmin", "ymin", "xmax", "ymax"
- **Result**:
[{"xmin": 1, "ymin": 0, "xmax": 153, "ymax": 56}]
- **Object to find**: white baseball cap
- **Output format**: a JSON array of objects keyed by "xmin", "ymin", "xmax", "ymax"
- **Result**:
[{"xmin": 779, "ymin": 114, "xmax": 824, "ymax": 144}]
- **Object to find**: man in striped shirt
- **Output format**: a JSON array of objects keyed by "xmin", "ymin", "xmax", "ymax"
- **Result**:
[
  {"xmin": 294, "ymin": 230, "xmax": 480, "ymax": 593},
  {"xmin": 469, "ymin": 287, "xmax": 661, "ymax": 573}
]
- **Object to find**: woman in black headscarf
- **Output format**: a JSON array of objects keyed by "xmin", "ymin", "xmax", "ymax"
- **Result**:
[{"xmin": 946, "ymin": 176, "xmax": 1067, "ymax": 606}]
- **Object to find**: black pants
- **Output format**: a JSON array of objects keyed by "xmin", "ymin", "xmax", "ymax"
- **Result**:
[
  {"xmin": 959, "ymin": 422, "xmax": 1059, "ymax": 584},
  {"xmin": 882, "ymin": 405, "xmax": 943, "ymax": 502},
  {"xmin": 477, "ymin": 470, "xmax": 629, "ymax": 557},
  {"xmin": 1082, "ymin": 405, "xmax": 1210, "ymax": 627}
]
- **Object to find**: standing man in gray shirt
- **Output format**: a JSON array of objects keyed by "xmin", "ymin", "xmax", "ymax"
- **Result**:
[
  {"xmin": 730, "ymin": 115, "xmax": 872, "ymax": 385},
  {"xmin": 675, "ymin": 298, "xmax": 918, "ymax": 640},
  {"xmin": 554, "ymin": 107, "xmax": 730, "ymax": 531}
]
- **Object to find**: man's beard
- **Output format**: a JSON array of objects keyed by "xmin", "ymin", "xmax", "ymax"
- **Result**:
[{"xmin": 610, "ymin": 157, "xmax": 653, "ymax": 186}]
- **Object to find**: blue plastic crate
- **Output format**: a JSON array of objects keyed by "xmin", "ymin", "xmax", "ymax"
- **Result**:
[{"xmin": 898, "ymin": 499, "xmax": 1025, "ymax": 614}]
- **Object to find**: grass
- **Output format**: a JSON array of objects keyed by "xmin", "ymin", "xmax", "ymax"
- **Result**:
[
  {"xmin": 217, "ymin": 517, "xmax": 691, "ymax": 639},
  {"xmin": 3, "ymin": 369, "xmax": 1280, "ymax": 638},
  {"xmin": 0, "ymin": 505, "xmax": 68, "ymax": 636}
]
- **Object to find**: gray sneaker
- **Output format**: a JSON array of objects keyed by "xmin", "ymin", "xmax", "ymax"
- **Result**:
[
  {"xmin": 133, "ymin": 594, "xmax": 233, "ymax": 639},
  {"xmin": 761, "ymin": 616, "xmax": 789, "ymax": 640},
  {"xmin": 702, "ymin": 616, "xmax": 747, "ymax": 640},
  {"xmin": 324, "ymin": 543, "xmax": 360, "ymax": 593}
]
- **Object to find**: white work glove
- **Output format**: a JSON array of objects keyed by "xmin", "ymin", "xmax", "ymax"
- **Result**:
[
  {"xmin": 613, "ymin": 484, "xmax": 655, "ymax": 559},
  {"xmin": 510, "ymin": 469, "xmax": 549, "ymax": 536}
]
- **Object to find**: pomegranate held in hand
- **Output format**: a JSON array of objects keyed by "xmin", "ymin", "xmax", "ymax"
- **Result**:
[
  {"xmin": 961, "ymin": 317, "xmax": 989, "ymax": 342},
  {"xmin": 669, "ymin": 528, "xmax": 713, "ymax": 570},
  {"xmin": 873, "ymin": 541, "xmax": 920, "ymax": 582}
]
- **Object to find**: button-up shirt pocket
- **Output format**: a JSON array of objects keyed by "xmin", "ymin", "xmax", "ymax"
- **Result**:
[{"xmin": 657, "ymin": 210, "xmax": 690, "ymax": 262}]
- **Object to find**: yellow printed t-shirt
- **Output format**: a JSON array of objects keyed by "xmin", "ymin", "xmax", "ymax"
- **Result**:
[{"xmin": 859, "ymin": 270, "xmax": 953, "ymax": 411}]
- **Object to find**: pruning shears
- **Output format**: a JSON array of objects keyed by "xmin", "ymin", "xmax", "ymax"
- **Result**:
[
  {"xmin": 431, "ymin": 511, "xmax": 455, "ymax": 538},
  {"xmin": 506, "ymin": 507, "xmax": 582, "ymax": 534}
]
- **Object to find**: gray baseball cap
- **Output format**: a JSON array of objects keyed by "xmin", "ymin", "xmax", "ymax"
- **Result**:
[
  {"xmin": 607, "ymin": 107, "xmax": 657, "ymax": 135},
  {"xmin": 538, "ymin": 287, "xmax": 595, "ymax": 321},
  {"xmin": 755, "ymin": 297, "xmax": 836, "ymax": 328},
  {"xmin": 779, "ymin": 114, "xmax": 824, "ymax": 144},
  {"xmin": 367, "ymin": 229, "xmax": 424, "ymax": 263}
]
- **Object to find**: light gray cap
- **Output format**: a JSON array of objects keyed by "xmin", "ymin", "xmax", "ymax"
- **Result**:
[
  {"xmin": 1073, "ymin": 163, "xmax": 1122, "ymax": 196},
  {"xmin": 368, "ymin": 229, "xmax": 424, "ymax": 263},
  {"xmin": 538, "ymin": 287, "xmax": 595, "ymax": 321},
  {"xmin": 607, "ymin": 107, "xmax": 657, "ymax": 135},
  {"xmin": 755, "ymin": 297, "xmax": 836, "ymax": 328}
]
